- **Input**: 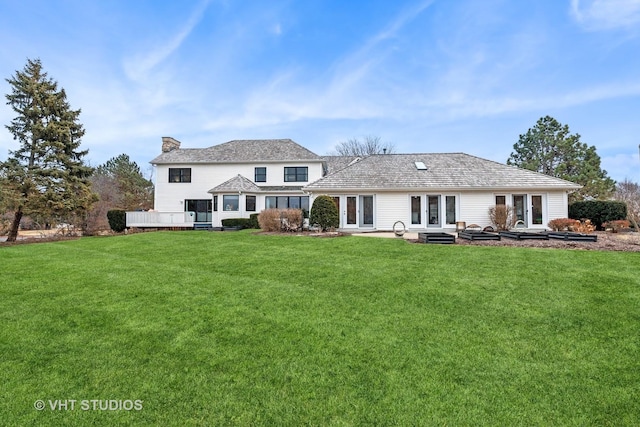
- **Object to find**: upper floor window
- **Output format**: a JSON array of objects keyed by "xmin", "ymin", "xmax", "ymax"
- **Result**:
[
  {"xmin": 284, "ymin": 167, "xmax": 308, "ymax": 182},
  {"xmin": 255, "ymin": 167, "xmax": 266, "ymax": 182},
  {"xmin": 169, "ymin": 168, "xmax": 191, "ymax": 183}
]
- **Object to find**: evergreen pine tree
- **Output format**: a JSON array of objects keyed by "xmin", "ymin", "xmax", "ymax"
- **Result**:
[
  {"xmin": 94, "ymin": 154, "xmax": 154, "ymax": 211},
  {"xmin": 1, "ymin": 58, "xmax": 96, "ymax": 241},
  {"xmin": 507, "ymin": 116, "xmax": 615, "ymax": 202}
]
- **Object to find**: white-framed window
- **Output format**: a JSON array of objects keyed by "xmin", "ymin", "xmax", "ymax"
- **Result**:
[{"xmin": 223, "ymin": 195, "xmax": 239, "ymax": 211}]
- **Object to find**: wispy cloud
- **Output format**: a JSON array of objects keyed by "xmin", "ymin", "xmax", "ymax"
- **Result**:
[
  {"xmin": 204, "ymin": 0, "xmax": 436, "ymax": 131},
  {"xmin": 432, "ymin": 79, "xmax": 640, "ymax": 118},
  {"xmin": 123, "ymin": 0, "xmax": 211, "ymax": 82},
  {"xmin": 570, "ymin": 0, "xmax": 640, "ymax": 30}
]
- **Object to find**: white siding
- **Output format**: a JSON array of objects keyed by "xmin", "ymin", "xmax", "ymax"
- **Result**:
[
  {"xmin": 547, "ymin": 191, "xmax": 569, "ymax": 221},
  {"xmin": 376, "ymin": 193, "xmax": 409, "ymax": 230},
  {"xmin": 458, "ymin": 192, "xmax": 494, "ymax": 227},
  {"xmin": 154, "ymin": 162, "xmax": 324, "ymax": 212}
]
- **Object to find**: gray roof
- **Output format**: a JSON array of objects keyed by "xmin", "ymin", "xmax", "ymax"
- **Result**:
[
  {"xmin": 208, "ymin": 175, "xmax": 304, "ymax": 194},
  {"xmin": 208, "ymin": 175, "xmax": 261, "ymax": 193},
  {"xmin": 151, "ymin": 139, "xmax": 324, "ymax": 164},
  {"xmin": 304, "ymin": 153, "xmax": 581, "ymax": 191},
  {"xmin": 322, "ymin": 155, "xmax": 362, "ymax": 175}
]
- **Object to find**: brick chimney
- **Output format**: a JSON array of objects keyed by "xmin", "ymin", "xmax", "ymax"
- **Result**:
[{"xmin": 161, "ymin": 137, "xmax": 181, "ymax": 153}]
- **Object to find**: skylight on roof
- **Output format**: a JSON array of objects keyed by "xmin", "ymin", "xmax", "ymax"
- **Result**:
[{"xmin": 414, "ymin": 161, "xmax": 427, "ymax": 170}]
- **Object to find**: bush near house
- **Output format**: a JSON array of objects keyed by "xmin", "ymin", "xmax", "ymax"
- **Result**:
[
  {"xmin": 573, "ymin": 219, "xmax": 596, "ymax": 233},
  {"xmin": 106, "ymin": 209, "xmax": 126, "ymax": 233},
  {"xmin": 602, "ymin": 219, "xmax": 631, "ymax": 232},
  {"xmin": 221, "ymin": 218, "xmax": 259, "ymax": 229},
  {"xmin": 258, "ymin": 209, "xmax": 303, "ymax": 232},
  {"xmin": 258, "ymin": 209, "xmax": 281, "ymax": 232},
  {"xmin": 281, "ymin": 209, "xmax": 303, "ymax": 231},
  {"xmin": 548, "ymin": 218, "xmax": 578, "ymax": 231},
  {"xmin": 249, "ymin": 213, "xmax": 260, "ymax": 229},
  {"xmin": 488, "ymin": 205, "xmax": 515, "ymax": 231},
  {"xmin": 569, "ymin": 200, "xmax": 627, "ymax": 230},
  {"xmin": 547, "ymin": 218, "xmax": 596, "ymax": 233},
  {"xmin": 310, "ymin": 195, "xmax": 339, "ymax": 231}
]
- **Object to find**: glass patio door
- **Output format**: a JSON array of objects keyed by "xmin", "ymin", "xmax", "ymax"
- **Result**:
[
  {"xmin": 513, "ymin": 195, "xmax": 527, "ymax": 225},
  {"xmin": 359, "ymin": 195, "xmax": 374, "ymax": 227},
  {"xmin": 427, "ymin": 195, "xmax": 440, "ymax": 227},
  {"xmin": 531, "ymin": 195, "xmax": 543, "ymax": 225},
  {"xmin": 345, "ymin": 196, "xmax": 358, "ymax": 228}
]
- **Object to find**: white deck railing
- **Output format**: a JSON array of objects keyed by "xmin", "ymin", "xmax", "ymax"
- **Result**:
[{"xmin": 126, "ymin": 211, "xmax": 195, "ymax": 228}]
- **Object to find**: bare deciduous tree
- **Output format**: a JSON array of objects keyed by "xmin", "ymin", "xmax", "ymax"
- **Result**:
[
  {"xmin": 613, "ymin": 178, "xmax": 640, "ymax": 230},
  {"xmin": 330, "ymin": 135, "xmax": 395, "ymax": 156}
]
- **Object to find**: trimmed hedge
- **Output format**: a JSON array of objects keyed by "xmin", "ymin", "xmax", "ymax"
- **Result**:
[
  {"xmin": 107, "ymin": 210, "xmax": 126, "ymax": 233},
  {"xmin": 569, "ymin": 200, "xmax": 627, "ymax": 230},
  {"xmin": 221, "ymin": 217, "xmax": 259, "ymax": 229},
  {"xmin": 310, "ymin": 195, "xmax": 339, "ymax": 231},
  {"xmin": 249, "ymin": 213, "xmax": 260, "ymax": 229}
]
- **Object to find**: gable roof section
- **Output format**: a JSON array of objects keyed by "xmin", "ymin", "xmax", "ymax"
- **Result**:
[
  {"xmin": 208, "ymin": 174, "xmax": 261, "ymax": 193},
  {"xmin": 304, "ymin": 153, "xmax": 581, "ymax": 191},
  {"xmin": 207, "ymin": 175, "xmax": 305, "ymax": 194},
  {"xmin": 151, "ymin": 139, "xmax": 323, "ymax": 164}
]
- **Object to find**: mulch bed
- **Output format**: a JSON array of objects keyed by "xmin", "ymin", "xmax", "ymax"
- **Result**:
[{"xmin": 448, "ymin": 231, "xmax": 640, "ymax": 252}]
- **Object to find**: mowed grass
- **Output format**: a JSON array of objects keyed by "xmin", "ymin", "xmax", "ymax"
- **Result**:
[{"xmin": 0, "ymin": 231, "xmax": 639, "ymax": 426}]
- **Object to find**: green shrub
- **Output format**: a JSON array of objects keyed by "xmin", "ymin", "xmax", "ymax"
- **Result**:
[
  {"xmin": 310, "ymin": 195, "xmax": 339, "ymax": 231},
  {"xmin": 249, "ymin": 213, "xmax": 260, "ymax": 229},
  {"xmin": 569, "ymin": 201, "xmax": 627, "ymax": 230},
  {"xmin": 107, "ymin": 210, "xmax": 126, "ymax": 233},
  {"xmin": 221, "ymin": 218, "xmax": 256, "ymax": 229}
]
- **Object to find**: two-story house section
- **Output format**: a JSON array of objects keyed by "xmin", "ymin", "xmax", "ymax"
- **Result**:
[{"xmin": 150, "ymin": 137, "xmax": 325, "ymax": 227}]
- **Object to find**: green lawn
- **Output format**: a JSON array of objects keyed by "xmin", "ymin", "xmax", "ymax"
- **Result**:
[{"xmin": 1, "ymin": 231, "xmax": 639, "ymax": 426}]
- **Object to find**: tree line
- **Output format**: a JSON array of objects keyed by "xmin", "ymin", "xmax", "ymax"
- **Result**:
[
  {"xmin": 0, "ymin": 59, "xmax": 152, "ymax": 241},
  {"xmin": 0, "ymin": 58, "xmax": 638, "ymax": 241}
]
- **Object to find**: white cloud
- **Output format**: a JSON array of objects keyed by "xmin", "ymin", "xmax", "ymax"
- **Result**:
[
  {"xmin": 123, "ymin": 0, "xmax": 211, "ymax": 82},
  {"xmin": 203, "ymin": 0, "xmax": 436, "ymax": 131},
  {"xmin": 460, "ymin": 79, "xmax": 640, "ymax": 116},
  {"xmin": 601, "ymin": 151, "xmax": 640, "ymax": 182},
  {"xmin": 570, "ymin": 0, "xmax": 640, "ymax": 30}
]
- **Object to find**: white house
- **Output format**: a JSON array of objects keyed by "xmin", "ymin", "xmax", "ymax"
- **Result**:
[{"xmin": 127, "ymin": 137, "xmax": 581, "ymax": 231}]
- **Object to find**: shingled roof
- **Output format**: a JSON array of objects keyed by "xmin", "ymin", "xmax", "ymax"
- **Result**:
[
  {"xmin": 208, "ymin": 174, "xmax": 261, "ymax": 193},
  {"xmin": 322, "ymin": 155, "xmax": 362, "ymax": 175},
  {"xmin": 304, "ymin": 153, "xmax": 581, "ymax": 191},
  {"xmin": 151, "ymin": 139, "xmax": 324, "ymax": 164}
]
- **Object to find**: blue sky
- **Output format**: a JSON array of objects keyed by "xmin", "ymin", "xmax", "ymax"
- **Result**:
[{"xmin": 1, "ymin": 0, "xmax": 639, "ymax": 182}]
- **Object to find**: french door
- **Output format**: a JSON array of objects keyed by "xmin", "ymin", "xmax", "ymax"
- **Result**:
[
  {"xmin": 513, "ymin": 195, "xmax": 527, "ymax": 225},
  {"xmin": 512, "ymin": 194, "xmax": 544, "ymax": 227},
  {"xmin": 340, "ymin": 195, "xmax": 374, "ymax": 228},
  {"xmin": 345, "ymin": 196, "xmax": 357, "ymax": 228}
]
